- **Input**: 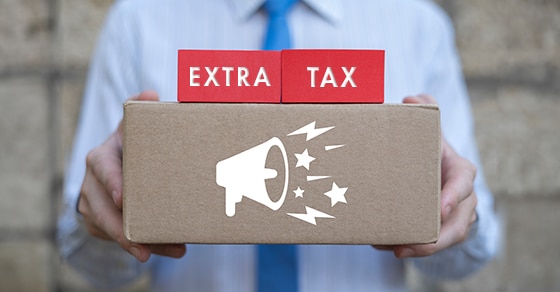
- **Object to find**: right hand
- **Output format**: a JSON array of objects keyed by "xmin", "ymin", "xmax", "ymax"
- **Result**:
[{"xmin": 78, "ymin": 90, "xmax": 187, "ymax": 262}]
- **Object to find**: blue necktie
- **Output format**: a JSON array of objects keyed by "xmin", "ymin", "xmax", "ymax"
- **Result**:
[
  {"xmin": 262, "ymin": 0, "xmax": 298, "ymax": 50},
  {"xmin": 258, "ymin": 1, "xmax": 299, "ymax": 291},
  {"xmin": 257, "ymin": 244, "xmax": 298, "ymax": 292}
]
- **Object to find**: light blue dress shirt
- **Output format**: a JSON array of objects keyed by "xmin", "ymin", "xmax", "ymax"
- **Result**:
[{"xmin": 58, "ymin": 0, "xmax": 500, "ymax": 291}]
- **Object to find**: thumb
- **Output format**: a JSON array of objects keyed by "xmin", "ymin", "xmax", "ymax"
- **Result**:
[
  {"xmin": 131, "ymin": 90, "xmax": 160, "ymax": 102},
  {"xmin": 117, "ymin": 90, "xmax": 160, "ymax": 136},
  {"xmin": 403, "ymin": 94, "xmax": 437, "ymax": 105}
]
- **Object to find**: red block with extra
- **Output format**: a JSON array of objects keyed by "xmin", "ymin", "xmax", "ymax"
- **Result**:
[
  {"xmin": 178, "ymin": 50, "xmax": 281, "ymax": 103},
  {"xmin": 281, "ymin": 50, "xmax": 385, "ymax": 103}
]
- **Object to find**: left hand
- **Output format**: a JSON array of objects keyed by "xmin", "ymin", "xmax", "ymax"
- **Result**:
[
  {"xmin": 374, "ymin": 94, "xmax": 478, "ymax": 258},
  {"xmin": 77, "ymin": 91, "xmax": 186, "ymax": 262}
]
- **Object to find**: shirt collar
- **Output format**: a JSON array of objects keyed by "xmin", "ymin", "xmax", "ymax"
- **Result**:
[
  {"xmin": 229, "ymin": 0, "xmax": 263, "ymax": 21},
  {"xmin": 229, "ymin": 0, "xmax": 342, "ymax": 24},
  {"xmin": 304, "ymin": 0, "xmax": 342, "ymax": 23}
]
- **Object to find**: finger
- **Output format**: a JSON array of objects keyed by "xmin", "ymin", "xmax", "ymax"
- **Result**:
[
  {"xmin": 86, "ymin": 142, "xmax": 125, "ymax": 209},
  {"xmin": 394, "ymin": 191, "xmax": 477, "ymax": 258},
  {"xmin": 79, "ymin": 165, "xmax": 115, "ymax": 240},
  {"xmin": 82, "ymin": 169, "xmax": 152, "ymax": 262},
  {"xmin": 80, "ymin": 167, "xmax": 148, "ymax": 263},
  {"xmin": 78, "ymin": 194, "xmax": 112, "ymax": 241},
  {"xmin": 147, "ymin": 244, "xmax": 187, "ymax": 258},
  {"xmin": 402, "ymin": 95, "xmax": 473, "ymax": 220},
  {"xmin": 440, "ymin": 140, "xmax": 477, "ymax": 221}
]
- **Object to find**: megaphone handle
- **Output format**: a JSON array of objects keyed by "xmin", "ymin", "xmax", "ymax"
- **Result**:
[{"xmin": 225, "ymin": 188, "xmax": 240, "ymax": 217}]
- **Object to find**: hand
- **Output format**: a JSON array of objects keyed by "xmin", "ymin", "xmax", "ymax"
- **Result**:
[
  {"xmin": 374, "ymin": 94, "xmax": 478, "ymax": 258},
  {"xmin": 78, "ymin": 90, "xmax": 187, "ymax": 262}
]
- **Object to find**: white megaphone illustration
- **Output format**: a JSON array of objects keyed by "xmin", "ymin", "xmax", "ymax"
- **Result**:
[{"xmin": 216, "ymin": 137, "xmax": 289, "ymax": 217}]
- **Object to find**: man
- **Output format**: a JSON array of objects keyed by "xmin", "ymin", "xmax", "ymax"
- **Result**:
[{"xmin": 58, "ymin": 0, "xmax": 499, "ymax": 290}]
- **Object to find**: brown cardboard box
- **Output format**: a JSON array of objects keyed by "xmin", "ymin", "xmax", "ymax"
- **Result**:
[{"xmin": 123, "ymin": 102, "xmax": 441, "ymax": 245}]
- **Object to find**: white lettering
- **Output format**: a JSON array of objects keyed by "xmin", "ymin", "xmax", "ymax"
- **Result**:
[
  {"xmin": 238, "ymin": 67, "xmax": 250, "ymax": 86},
  {"xmin": 189, "ymin": 66, "xmax": 276, "ymax": 87},
  {"xmin": 341, "ymin": 67, "xmax": 357, "ymax": 87},
  {"xmin": 320, "ymin": 67, "xmax": 338, "ymax": 88},
  {"xmin": 222, "ymin": 67, "xmax": 234, "ymax": 86},
  {"xmin": 254, "ymin": 67, "xmax": 271, "ymax": 86},
  {"xmin": 190, "ymin": 67, "xmax": 200, "ymax": 86},
  {"xmin": 307, "ymin": 67, "xmax": 320, "ymax": 87},
  {"xmin": 204, "ymin": 67, "xmax": 220, "ymax": 86}
]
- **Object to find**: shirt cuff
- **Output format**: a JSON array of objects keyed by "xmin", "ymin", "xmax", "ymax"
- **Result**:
[{"xmin": 408, "ymin": 209, "xmax": 498, "ymax": 280}]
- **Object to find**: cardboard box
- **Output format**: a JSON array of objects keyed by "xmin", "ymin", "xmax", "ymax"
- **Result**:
[{"xmin": 123, "ymin": 102, "xmax": 441, "ymax": 245}]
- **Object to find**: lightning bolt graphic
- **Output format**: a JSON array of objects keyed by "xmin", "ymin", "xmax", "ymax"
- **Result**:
[
  {"xmin": 325, "ymin": 145, "xmax": 345, "ymax": 151},
  {"xmin": 288, "ymin": 121, "xmax": 334, "ymax": 141},
  {"xmin": 307, "ymin": 175, "xmax": 330, "ymax": 182},
  {"xmin": 287, "ymin": 206, "xmax": 335, "ymax": 225}
]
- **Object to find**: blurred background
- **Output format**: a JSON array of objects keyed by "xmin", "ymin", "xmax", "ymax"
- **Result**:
[{"xmin": 0, "ymin": 0, "xmax": 558, "ymax": 291}]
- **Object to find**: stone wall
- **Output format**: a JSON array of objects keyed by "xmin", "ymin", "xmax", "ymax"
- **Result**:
[{"xmin": 0, "ymin": 0, "xmax": 558, "ymax": 291}]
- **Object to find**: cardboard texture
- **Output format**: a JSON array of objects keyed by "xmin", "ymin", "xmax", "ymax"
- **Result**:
[{"xmin": 123, "ymin": 102, "xmax": 440, "ymax": 245}]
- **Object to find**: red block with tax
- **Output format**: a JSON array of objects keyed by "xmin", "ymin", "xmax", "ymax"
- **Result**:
[
  {"xmin": 281, "ymin": 49, "xmax": 384, "ymax": 103},
  {"xmin": 177, "ymin": 49, "xmax": 384, "ymax": 103}
]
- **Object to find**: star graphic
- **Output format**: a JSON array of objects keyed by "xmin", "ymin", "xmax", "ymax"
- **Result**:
[
  {"xmin": 294, "ymin": 149, "xmax": 315, "ymax": 170},
  {"xmin": 293, "ymin": 187, "xmax": 305, "ymax": 198},
  {"xmin": 324, "ymin": 182, "xmax": 348, "ymax": 207}
]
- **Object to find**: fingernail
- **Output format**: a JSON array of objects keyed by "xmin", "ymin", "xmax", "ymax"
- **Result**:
[
  {"xmin": 168, "ymin": 245, "xmax": 185, "ymax": 255},
  {"xmin": 112, "ymin": 190, "xmax": 118, "ymax": 200},
  {"xmin": 129, "ymin": 246, "xmax": 144, "ymax": 261},
  {"xmin": 399, "ymin": 248, "xmax": 415, "ymax": 258}
]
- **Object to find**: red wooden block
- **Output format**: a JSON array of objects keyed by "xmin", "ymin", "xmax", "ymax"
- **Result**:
[
  {"xmin": 281, "ymin": 50, "xmax": 385, "ymax": 103},
  {"xmin": 178, "ymin": 50, "xmax": 281, "ymax": 103}
]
